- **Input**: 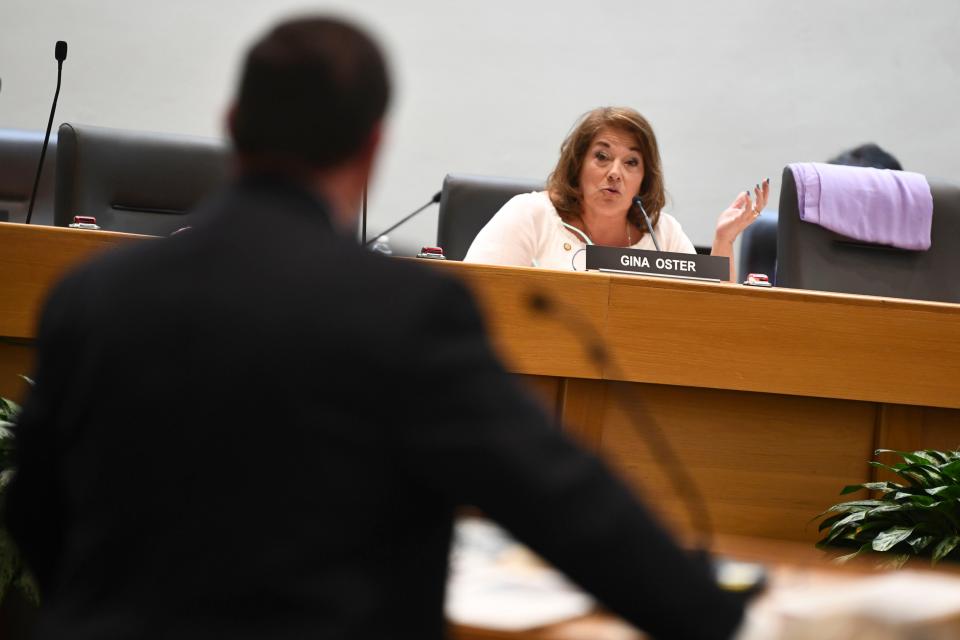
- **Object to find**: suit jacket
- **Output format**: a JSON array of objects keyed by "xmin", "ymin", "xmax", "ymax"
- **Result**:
[{"xmin": 7, "ymin": 174, "xmax": 743, "ymax": 639}]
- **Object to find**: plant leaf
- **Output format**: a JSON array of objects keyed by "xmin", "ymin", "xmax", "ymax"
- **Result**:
[
  {"xmin": 832, "ymin": 542, "xmax": 872, "ymax": 564},
  {"xmin": 866, "ymin": 504, "xmax": 916, "ymax": 517},
  {"xmin": 817, "ymin": 513, "xmax": 846, "ymax": 532},
  {"xmin": 892, "ymin": 491, "xmax": 936, "ymax": 505},
  {"xmin": 932, "ymin": 536, "xmax": 960, "ymax": 564},
  {"xmin": 0, "ymin": 397, "xmax": 19, "ymax": 422},
  {"xmin": 841, "ymin": 481, "xmax": 901, "ymax": 495},
  {"xmin": 908, "ymin": 451, "xmax": 942, "ymax": 465},
  {"xmin": 926, "ymin": 485, "xmax": 960, "ymax": 499},
  {"xmin": 939, "ymin": 460, "xmax": 960, "ymax": 482},
  {"xmin": 877, "ymin": 554, "xmax": 912, "ymax": 570},
  {"xmin": 872, "ymin": 526, "xmax": 916, "ymax": 552},
  {"xmin": 824, "ymin": 500, "xmax": 887, "ymax": 512},
  {"xmin": 909, "ymin": 535, "xmax": 937, "ymax": 553},
  {"xmin": 825, "ymin": 512, "xmax": 870, "ymax": 544},
  {"xmin": 869, "ymin": 461, "xmax": 925, "ymax": 487}
]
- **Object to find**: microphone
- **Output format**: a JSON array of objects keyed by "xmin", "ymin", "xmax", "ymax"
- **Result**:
[
  {"xmin": 363, "ymin": 191, "xmax": 442, "ymax": 248},
  {"xmin": 632, "ymin": 195, "xmax": 661, "ymax": 251},
  {"xmin": 361, "ymin": 184, "xmax": 368, "ymax": 244},
  {"xmin": 526, "ymin": 290, "xmax": 767, "ymax": 597},
  {"xmin": 26, "ymin": 40, "xmax": 67, "ymax": 225},
  {"xmin": 526, "ymin": 290, "xmax": 712, "ymax": 547}
]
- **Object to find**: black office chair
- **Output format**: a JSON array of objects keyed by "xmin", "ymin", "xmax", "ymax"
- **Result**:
[
  {"xmin": 436, "ymin": 173, "xmax": 544, "ymax": 261},
  {"xmin": 776, "ymin": 166, "xmax": 960, "ymax": 302},
  {"xmin": 55, "ymin": 123, "xmax": 229, "ymax": 235},
  {"xmin": 737, "ymin": 210, "xmax": 778, "ymax": 283},
  {"xmin": 0, "ymin": 129, "xmax": 57, "ymax": 225}
]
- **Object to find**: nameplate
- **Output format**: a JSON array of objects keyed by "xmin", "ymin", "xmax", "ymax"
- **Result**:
[{"xmin": 585, "ymin": 245, "xmax": 729, "ymax": 282}]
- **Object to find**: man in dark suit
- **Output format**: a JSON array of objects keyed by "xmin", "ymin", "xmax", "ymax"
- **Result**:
[{"xmin": 7, "ymin": 16, "xmax": 744, "ymax": 640}]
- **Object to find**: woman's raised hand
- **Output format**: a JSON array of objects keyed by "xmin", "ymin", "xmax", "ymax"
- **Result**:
[{"xmin": 714, "ymin": 178, "xmax": 770, "ymax": 247}]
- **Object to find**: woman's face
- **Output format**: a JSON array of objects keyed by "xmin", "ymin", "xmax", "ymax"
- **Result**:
[{"xmin": 578, "ymin": 127, "xmax": 645, "ymax": 217}]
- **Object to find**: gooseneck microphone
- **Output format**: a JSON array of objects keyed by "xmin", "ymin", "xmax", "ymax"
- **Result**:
[
  {"xmin": 526, "ymin": 290, "xmax": 713, "ymax": 550},
  {"xmin": 632, "ymin": 195, "xmax": 661, "ymax": 251},
  {"xmin": 527, "ymin": 289, "xmax": 769, "ymax": 598},
  {"xmin": 26, "ymin": 40, "xmax": 67, "ymax": 225},
  {"xmin": 363, "ymin": 191, "xmax": 442, "ymax": 247},
  {"xmin": 361, "ymin": 185, "xmax": 368, "ymax": 244}
]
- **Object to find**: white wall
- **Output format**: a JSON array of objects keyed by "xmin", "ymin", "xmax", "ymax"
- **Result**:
[{"xmin": 2, "ymin": 0, "xmax": 958, "ymax": 252}]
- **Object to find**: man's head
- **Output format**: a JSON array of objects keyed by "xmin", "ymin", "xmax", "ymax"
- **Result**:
[
  {"xmin": 828, "ymin": 143, "xmax": 902, "ymax": 171},
  {"xmin": 229, "ymin": 17, "xmax": 390, "ymax": 226}
]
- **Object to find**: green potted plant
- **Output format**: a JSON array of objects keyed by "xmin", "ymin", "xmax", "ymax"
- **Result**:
[
  {"xmin": 0, "ymin": 393, "xmax": 39, "ymax": 634},
  {"xmin": 816, "ymin": 449, "xmax": 960, "ymax": 567}
]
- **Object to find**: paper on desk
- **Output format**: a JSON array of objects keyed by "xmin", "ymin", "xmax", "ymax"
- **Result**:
[
  {"xmin": 446, "ymin": 518, "xmax": 594, "ymax": 631},
  {"xmin": 738, "ymin": 570, "xmax": 960, "ymax": 640}
]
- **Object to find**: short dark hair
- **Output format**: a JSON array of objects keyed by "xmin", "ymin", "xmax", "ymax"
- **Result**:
[
  {"xmin": 232, "ymin": 17, "xmax": 390, "ymax": 169},
  {"xmin": 828, "ymin": 143, "xmax": 902, "ymax": 171}
]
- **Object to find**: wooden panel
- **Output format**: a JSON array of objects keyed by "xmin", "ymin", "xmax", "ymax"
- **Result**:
[
  {"xmin": 873, "ymin": 404, "xmax": 924, "ymax": 483},
  {"xmin": 0, "ymin": 340, "xmax": 34, "ymax": 402},
  {"xmin": 558, "ymin": 378, "xmax": 607, "ymax": 450},
  {"xmin": 0, "ymin": 222, "xmax": 145, "ymax": 338},
  {"xmin": 431, "ymin": 261, "xmax": 960, "ymax": 409},
  {"xmin": 916, "ymin": 407, "xmax": 960, "ymax": 451},
  {"xmin": 605, "ymin": 275, "xmax": 960, "ymax": 408},
  {"xmin": 429, "ymin": 261, "xmax": 608, "ymax": 380},
  {"xmin": 873, "ymin": 405, "xmax": 960, "ymax": 482},
  {"xmin": 515, "ymin": 375, "xmax": 563, "ymax": 419},
  {"xmin": 597, "ymin": 382, "xmax": 876, "ymax": 542}
]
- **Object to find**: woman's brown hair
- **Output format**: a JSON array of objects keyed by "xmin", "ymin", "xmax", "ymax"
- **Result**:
[{"xmin": 547, "ymin": 107, "xmax": 666, "ymax": 239}]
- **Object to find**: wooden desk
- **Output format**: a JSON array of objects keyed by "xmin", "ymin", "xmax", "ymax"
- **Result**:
[
  {"xmin": 429, "ymin": 259, "xmax": 960, "ymax": 542},
  {"xmin": 2, "ymin": 222, "xmax": 959, "ymax": 544}
]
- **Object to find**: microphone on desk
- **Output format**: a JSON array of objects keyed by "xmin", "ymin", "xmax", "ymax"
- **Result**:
[
  {"xmin": 526, "ymin": 291, "xmax": 712, "ymax": 548},
  {"xmin": 26, "ymin": 40, "xmax": 68, "ymax": 225},
  {"xmin": 363, "ymin": 191, "xmax": 442, "ymax": 248},
  {"xmin": 632, "ymin": 195, "xmax": 661, "ymax": 252},
  {"xmin": 526, "ymin": 289, "xmax": 767, "ymax": 598}
]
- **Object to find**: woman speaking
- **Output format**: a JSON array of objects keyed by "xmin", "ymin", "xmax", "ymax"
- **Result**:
[{"xmin": 463, "ymin": 107, "xmax": 768, "ymax": 281}]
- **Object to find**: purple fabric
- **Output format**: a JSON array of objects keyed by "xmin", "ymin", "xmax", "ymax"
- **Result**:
[{"xmin": 789, "ymin": 162, "xmax": 933, "ymax": 250}]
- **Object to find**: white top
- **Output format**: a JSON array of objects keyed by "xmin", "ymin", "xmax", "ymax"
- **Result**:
[{"xmin": 463, "ymin": 191, "xmax": 697, "ymax": 271}]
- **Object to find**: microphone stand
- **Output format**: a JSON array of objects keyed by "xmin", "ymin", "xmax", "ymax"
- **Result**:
[
  {"xmin": 526, "ymin": 290, "xmax": 767, "ymax": 599},
  {"xmin": 363, "ymin": 191, "xmax": 441, "ymax": 248},
  {"xmin": 27, "ymin": 42, "xmax": 67, "ymax": 225},
  {"xmin": 632, "ymin": 195, "xmax": 661, "ymax": 252},
  {"xmin": 361, "ymin": 184, "xmax": 368, "ymax": 245},
  {"xmin": 527, "ymin": 292, "xmax": 712, "ymax": 549}
]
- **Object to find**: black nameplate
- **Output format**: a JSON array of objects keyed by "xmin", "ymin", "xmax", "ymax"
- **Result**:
[{"xmin": 585, "ymin": 245, "xmax": 729, "ymax": 282}]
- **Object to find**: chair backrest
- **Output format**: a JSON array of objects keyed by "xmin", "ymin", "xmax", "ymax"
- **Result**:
[
  {"xmin": 776, "ymin": 166, "xmax": 960, "ymax": 303},
  {"xmin": 55, "ymin": 123, "xmax": 229, "ymax": 235},
  {"xmin": 436, "ymin": 173, "xmax": 544, "ymax": 261},
  {"xmin": 737, "ymin": 210, "xmax": 778, "ymax": 283},
  {"xmin": 0, "ymin": 129, "xmax": 57, "ymax": 225}
]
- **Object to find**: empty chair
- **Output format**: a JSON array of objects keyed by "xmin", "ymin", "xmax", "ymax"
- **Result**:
[
  {"xmin": 776, "ymin": 166, "xmax": 960, "ymax": 303},
  {"xmin": 55, "ymin": 123, "xmax": 229, "ymax": 236},
  {"xmin": 0, "ymin": 129, "xmax": 57, "ymax": 225},
  {"xmin": 436, "ymin": 173, "xmax": 544, "ymax": 261}
]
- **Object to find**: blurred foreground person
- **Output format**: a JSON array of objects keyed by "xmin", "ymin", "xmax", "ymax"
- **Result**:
[{"xmin": 7, "ymin": 16, "xmax": 743, "ymax": 640}]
